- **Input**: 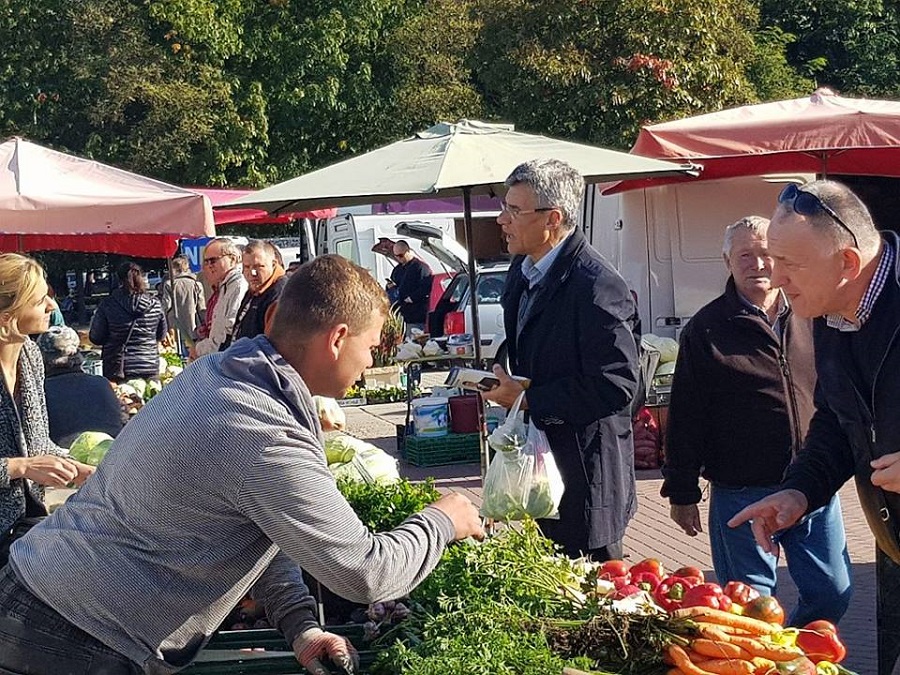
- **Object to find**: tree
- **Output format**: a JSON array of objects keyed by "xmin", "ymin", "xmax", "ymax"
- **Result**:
[
  {"xmin": 471, "ymin": 0, "xmax": 776, "ymax": 149},
  {"xmin": 756, "ymin": 0, "xmax": 900, "ymax": 97}
]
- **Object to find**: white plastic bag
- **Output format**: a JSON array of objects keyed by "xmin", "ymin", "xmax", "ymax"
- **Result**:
[
  {"xmin": 524, "ymin": 421, "xmax": 564, "ymax": 520},
  {"xmin": 480, "ymin": 394, "xmax": 564, "ymax": 520}
]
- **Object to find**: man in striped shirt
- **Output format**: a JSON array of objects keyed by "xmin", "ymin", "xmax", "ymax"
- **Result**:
[
  {"xmin": 729, "ymin": 180, "xmax": 900, "ymax": 675},
  {"xmin": 0, "ymin": 255, "xmax": 483, "ymax": 675}
]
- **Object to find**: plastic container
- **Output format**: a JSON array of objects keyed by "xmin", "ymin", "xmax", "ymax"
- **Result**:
[
  {"xmin": 449, "ymin": 395, "xmax": 480, "ymax": 434},
  {"xmin": 485, "ymin": 405, "xmax": 507, "ymax": 433},
  {"xmin": 446, "ymin": 333, "xmax": 474, "ymax": 357},
  {"xmin": 411, "ymin": 397, "xmax": 449, "ymax": 437}
]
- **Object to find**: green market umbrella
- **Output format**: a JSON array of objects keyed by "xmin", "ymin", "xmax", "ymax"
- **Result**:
[{"xmin": 224, "ymin": 120, "xmax": 695, "ymax": 360}]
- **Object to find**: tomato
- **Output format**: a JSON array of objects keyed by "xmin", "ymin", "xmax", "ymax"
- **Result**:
[
  {"xmin": 673, "ymin": 566, "xmax": 705, "ymax": 583},
  {"xmin": 599, "ymin": 560, "xmax": 630, "ymax": 580},
  {"xmin": 723, "ymin": 580, "xmax": 761, "ymax": 606},
  {"xmin": 629, "ymin": 558, "xmax": 666, "ymax": 579},
  {"xmin": 743, "ymin": 595, "xmax": 786, "ymax": 625},
  {"xmin": 797, "ymin": 621, "xmax": 846, "ymax": 664}
]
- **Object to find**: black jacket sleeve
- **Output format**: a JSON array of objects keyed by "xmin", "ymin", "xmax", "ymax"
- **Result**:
[
  {"xmin": 660, "ymin": 327, "xmax": 708, "ymax": 505},
  {"xmin": 781, "ymin": 381, "xmax": 856, "ymax": 512},
  {"xmin": 396, "ymin": 260, "xmax": 431, "ymax": 303}
]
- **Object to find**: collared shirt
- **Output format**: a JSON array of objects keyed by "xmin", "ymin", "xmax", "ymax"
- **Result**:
[
  {"xmin": 826, "ymin": 239, "xmax": 895, "ymax": 332},
  {"xmin": 518, "ymin": 231, "xmax": 572, "ymax": 333},
  {"xmin": 737, "ymin": 289, "xmax": 789, "ymax": 337}
]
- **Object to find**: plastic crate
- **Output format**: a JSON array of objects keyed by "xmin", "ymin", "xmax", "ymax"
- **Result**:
[{"xmin": 403, "ymin": 432, "xmax": 481, "ymax": 467}]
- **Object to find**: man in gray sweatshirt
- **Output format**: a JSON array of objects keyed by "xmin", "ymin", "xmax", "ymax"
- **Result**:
[{"xmin": 0, "ymin": 255, "xmax": 483, "ymax": 675}]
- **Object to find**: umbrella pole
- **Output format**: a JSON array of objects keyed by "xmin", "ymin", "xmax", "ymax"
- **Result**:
[{"xmin": 463, "ymin": 187, "xmax": 491, "ymax": 481}]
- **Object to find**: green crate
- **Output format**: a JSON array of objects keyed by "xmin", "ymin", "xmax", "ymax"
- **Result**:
[
  {"xmin": 403, "ymin": 433, "xmax": 481, "ymax": 467},
  {"xmin": 184, "ymin": 649, "xmax": 378, "ymax": 674}
]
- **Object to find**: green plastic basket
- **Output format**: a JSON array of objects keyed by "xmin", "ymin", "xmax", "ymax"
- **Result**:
[{"xmin": 403, "ymin": 433, "xmax": 481, "ymax": 467}]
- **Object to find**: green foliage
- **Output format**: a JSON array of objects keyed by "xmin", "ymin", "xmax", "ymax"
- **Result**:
[
  {"xmin": 337, "ymin": 476, "xmax": 440, "ymax": 532},
  {"xmin": 746, "ymin": 26, "xmax": 815, "ymax": 101},
  {"xmin": 372, "ymin": 310, "xmax": 405, "ymax": 367}
]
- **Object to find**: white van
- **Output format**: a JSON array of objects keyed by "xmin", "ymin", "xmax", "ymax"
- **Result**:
[{"xmin": 586, "ymin": 174, "xmax": 814, "ymax": 338}]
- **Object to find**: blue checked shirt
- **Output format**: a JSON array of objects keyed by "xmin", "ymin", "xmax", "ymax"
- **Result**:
[{"xmin": 826, "ymin": 240, "xmax": 895, "ymax": 332}]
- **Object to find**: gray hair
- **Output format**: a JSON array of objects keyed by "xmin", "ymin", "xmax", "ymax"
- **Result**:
[
  {"xmin": 244, "ymin": 239, "xmax": 283, "ymax": 267},
  {"xmin": 505, "ymin": 159, "xmax": 584, "ymax": 230},
  {"xmin": 723, "ymin": 216, "xmax": 769, "ymax": 255},
  {"xmin": 779, "ymin": 180, "xmax": 880, "ymax": 254},
  {"xmin": 207, "ymin": 237, "xmax": 243, "ymax": 265}
]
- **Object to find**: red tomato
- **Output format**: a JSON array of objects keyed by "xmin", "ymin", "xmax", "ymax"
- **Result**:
[
  {"xmin": 629, "ymin": 558, "xmax": 666, "ymax": 579},
  {"xmin": 673, "ymin": 566, "xmax": 705, "ymax": 583},
  {"xmin": 743, "ymin": 595, "xmax": 786, "ymax": 625},
  {"xmin": 723, "ymin": 580, "xmax": 761, "ymax": 606},
  {"xmin": 599, "ymin": 560, "xmax": 630, "ymax": 580}
]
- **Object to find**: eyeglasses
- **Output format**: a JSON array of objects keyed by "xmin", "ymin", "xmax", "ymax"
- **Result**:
[
  {"xmin": 203, "ymin": 256, "xmax": 225, "ymax": 266},
  {"xmin": 500, "ymin": 201, "xmax": 558, "ymax": 220},
  {"xmin": 778, "ymin": 184, "xmax": 859, "ymax": 248}
]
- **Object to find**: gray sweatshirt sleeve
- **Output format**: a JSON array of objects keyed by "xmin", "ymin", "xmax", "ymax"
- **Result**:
[
  {"xmin": 251, "ymin": 551, "xmax": 319, "ymax": 646},
  {"xmin": 237, "ymin": 438, "xmax": 455, "ymax": 605}
]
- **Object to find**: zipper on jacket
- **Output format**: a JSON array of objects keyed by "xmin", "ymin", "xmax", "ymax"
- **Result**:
[{"xmin": 778, "ymin": 323, "xmax": 803, "ymax": 456}]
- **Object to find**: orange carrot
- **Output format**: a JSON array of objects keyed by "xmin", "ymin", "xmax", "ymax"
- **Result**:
[
  {"xmin": 750, "ymin": 656, "xmax": 777, "ymax": 674},
  {"xmin": 673, "ymin": 607, "xmax": 776, "ymax": 636},
  {"xmin": 667, "ymin": 669, "xmax": 685, "ymax": 675},
  {"xmin": 667, "ymin": 645, "xmax": 719, "ymax": 675},
  {"xmin": 687, "ymin": 650, "xmax": 712, "ymax": 663},
  {"xmin": 726, "ymin": 636, "xmax": 801, "ymax": 662},
  {"xmin": 696, "ymin": 624, "xmax": 735, "ymax": 642},
  {"xmin": 691, "ymin": 639, "xmax": 749, "ymax": 660},
  {"xmin": 692, "ymin": 659, "xmax": 755, "ymax": 675}
]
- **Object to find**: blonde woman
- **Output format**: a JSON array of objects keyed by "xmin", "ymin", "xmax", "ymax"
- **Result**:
[{"xmin": 0, "ymin": 254, "xmax": 94, "ymax": 566}]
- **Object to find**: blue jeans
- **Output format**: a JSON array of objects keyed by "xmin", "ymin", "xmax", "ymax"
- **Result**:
[
  {"xmin": 709, "ymin": 484, "xmax": 852, "ymax": 626},
  {"xmin": 0, "ymin": 566, "xmax": 140, "ymax": 675}
]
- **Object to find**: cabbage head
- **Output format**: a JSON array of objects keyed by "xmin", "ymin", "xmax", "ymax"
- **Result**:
[{"xmin": 69, "ymin": 432, "xmax": 114, "ymax": 466}]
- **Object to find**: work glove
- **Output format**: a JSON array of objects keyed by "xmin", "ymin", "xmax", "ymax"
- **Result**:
[{"xmin": 293, "ymin": 627, "xmax": 358, "ymax": 675}]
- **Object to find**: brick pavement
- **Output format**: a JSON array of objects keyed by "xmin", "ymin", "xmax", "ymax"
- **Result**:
[{"xmin": 345, "ymin": 400, "xmax": 879, "ymax": 674}]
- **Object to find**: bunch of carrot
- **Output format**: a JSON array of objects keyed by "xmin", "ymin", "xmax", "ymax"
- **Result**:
[{"xmin": 663, "ymin": 607, "xmax": 810, "ymax": 675}]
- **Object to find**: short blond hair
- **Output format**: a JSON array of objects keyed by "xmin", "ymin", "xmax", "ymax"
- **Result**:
[
  {"xmin": 269, "ymin": 255, "xmax": 389, "ymax": 343},
  {"xmin": 0, "ymin": 254, "xmax": 46, "ymax": 328}
]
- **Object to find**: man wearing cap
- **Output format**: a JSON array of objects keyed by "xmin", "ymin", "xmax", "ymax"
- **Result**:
[{"xmin": 37, "ymin": 326, "xmax": 125, "ymax": 447}]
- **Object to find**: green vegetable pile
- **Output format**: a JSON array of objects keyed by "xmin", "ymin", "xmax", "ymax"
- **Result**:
[
  {"xmin": 371, "ymin": 520, "xmax": 686, "ymax": 675},
  {"xmin": 337, "ymin": 477, "xmax": 440, "ymax": 532}
]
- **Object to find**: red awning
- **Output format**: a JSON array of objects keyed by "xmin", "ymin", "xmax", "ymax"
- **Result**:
[
  {"xmin": 197, "ymin": 188, "xmax": 336, "ymax": 225},
  {"xmin": 607, "ymin": 90, "xmax": 900, "ymax": 194}
]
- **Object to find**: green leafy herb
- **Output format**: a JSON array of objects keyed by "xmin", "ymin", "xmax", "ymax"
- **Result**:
[{"xmin": 337, "ymin": 477, "xmax": 440, "ymax": 532}]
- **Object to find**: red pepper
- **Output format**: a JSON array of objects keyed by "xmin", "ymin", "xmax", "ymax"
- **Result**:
[
  {"xmin": 630, "ymin": 571, "xmax": 662, "ymax": 593},
  {"xmin": 723, "ymin": 580, "xmax": 761, "ymax": 607},
  {"xmin": 613, "ymin": 583, "xmax": 642, "ymax": 599},
  {"xmin": 629, "ymin": 558, "xmax": 666, "ymax": 579},
  {"xmin": 681, "ymin": 582, "xmax": 733, "ymax": 612},
  {"xmin": 796, "ymin": 621, "xmax": 847, "ymax": 664},
  {"xmin": 653, "ymin": 574, "xmax": 697, "ymax": 612}
]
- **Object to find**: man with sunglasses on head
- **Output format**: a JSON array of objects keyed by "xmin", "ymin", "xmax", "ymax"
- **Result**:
[
  {"xmin": 192, "ymin": 238, "xmax": 248, "ymax": 358},
  {"xmin": 483, "ymin": 158, "xmax": 640, "ymax": 561},
  {"xmin": 730, "ymin": 180, "xmax": 900, "ymax": 675}
]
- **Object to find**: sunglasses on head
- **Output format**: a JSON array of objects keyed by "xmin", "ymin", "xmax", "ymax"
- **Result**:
[{"xmin": 778, "ymin": 184, "xmax": 859, "ymax": 248}]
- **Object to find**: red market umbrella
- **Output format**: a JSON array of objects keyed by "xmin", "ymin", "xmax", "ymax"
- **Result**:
[
  {"xmin": 608, "ymin": 90, "xmax": 900, "ymax": 193},
  {"xmin": 0, "ymin": 137, "xmax": 214, "ymax": 257}
]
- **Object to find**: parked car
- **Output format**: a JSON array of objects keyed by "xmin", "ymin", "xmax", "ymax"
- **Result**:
[{"xmin": 396, "ymin": 221, "xmax": 509, "ymax": 364}]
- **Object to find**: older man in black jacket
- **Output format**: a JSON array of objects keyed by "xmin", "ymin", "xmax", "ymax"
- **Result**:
[
  {"xmin": 484, "ymin": 159, "xmax": 640, "ymax": 560},
  {"xmin": 662, "ymin": 215, "xmax": 851, "ymax": 626},
  {"xmin": 730, "ymin": 181, "xmax": 900, "ymax": 674}
]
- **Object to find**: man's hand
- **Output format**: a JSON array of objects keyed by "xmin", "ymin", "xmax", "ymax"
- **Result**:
[
  {"xmin": 670, "ymin": 504, "xmax": 702, "ymax": 537},
  {"xmin": 871, "ymin": 451, "xmax": 900, "ymax": 493},
  {"xmin": 481, "ymin": 364, "xmax": 527, "ymax": 410},
  {"xmin": 429, "ymin": 492, "xmax": 485, "ymax": 541},
  {"xmin": 727, "ymin": 489, "xmax": 807, "ymax": 556},
  {"xmin": 293, "ymin": 627, "xmax": 359, "ymax": 675}
]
